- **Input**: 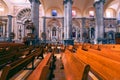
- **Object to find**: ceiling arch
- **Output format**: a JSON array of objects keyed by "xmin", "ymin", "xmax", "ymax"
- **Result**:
[
  {"xmin": 0, "ymin": 0, "xmax": 9, "ymax": 16},
  {"xmin": 40, "ymin": 0, "xmax": 115, "ymax": 17}
]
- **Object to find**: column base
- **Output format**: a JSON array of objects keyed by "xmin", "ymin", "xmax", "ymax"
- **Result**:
[
  {"xmin": 64, "ymin": 39, "xmax": 74, "ymax": 45},
  {"xmin": 94, "ymin": 38, "xmax": 108, "ymax": 44}
]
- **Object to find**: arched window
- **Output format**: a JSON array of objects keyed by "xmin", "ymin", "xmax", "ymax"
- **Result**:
[
  {"xmin": 105, "ymin": 8, "xmax": 115, "ymax": 18},
  {"xmin": 89, "ymin": 10, "xmax": 94, "ymax": 17},
  {"xmin": 52, "ymin": 10, "xmax": 57, "ymax": 16},
  {"xmin": 72, "ymin": 10, "xmax": 77, "ymax": 17},
  {"xmin": 0, "ymin": 7, "xmax": 4, "ymax": 11},
  {"xmin": 0, "ymin": 5, "xmax": 4, "ymax": 16}
]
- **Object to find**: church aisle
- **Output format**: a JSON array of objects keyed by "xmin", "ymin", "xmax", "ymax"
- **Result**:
[{"xmin": 52, "ymin": 54, "xmax": 66, "ymax": 80}]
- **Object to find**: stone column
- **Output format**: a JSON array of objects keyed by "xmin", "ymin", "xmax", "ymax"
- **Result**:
[
  {"xmin": 2, "ymin": 22, "xmax": 5, "ymax": 37},
  {"xmin": 7, "ymin": 15, "xmax": 12, "ymax": 41},
  {"xmin": 30, "ymin": 0, "xmax": 40, "ymax": 39},
  {"xmin": 43, "ymin": 17, "xmax": 46, "ymax": 33},
  {"xmin": 81, "ymin": 17, "xmax": 86, "ymax": 42},
  {"xmin": 94, "ymin": 0, "xmax": 105, "ymax": 44},
  {"xmin": 2, "ymin": 22, "xmax": 7, "ymax": 41},
  {"xmin": 63, "ymin": 0, "xmax": 73, "ymax": 45},
  {"xmin": 64, "ymin": 0, "xmax": 73, "ymax": 39}
]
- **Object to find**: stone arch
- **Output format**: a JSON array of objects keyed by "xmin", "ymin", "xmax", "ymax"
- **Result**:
[
  {"xmin": 16, "ymin": 8, "xmax": 31, "ymax": 41},
  {"xmin": 46, "ymin": 19, "xmax": 62, "ymax": 41},
  {"xmin": 16, "ymin": 8, "xmax": 31, "ymax": 21},
  {"xmin": 0, "ymin": 0, "xmax": 9, "ymax": 16}
]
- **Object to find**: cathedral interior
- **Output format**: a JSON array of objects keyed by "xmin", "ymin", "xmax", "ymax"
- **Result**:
[{"xmin": 0, "ymin": 0, "xmax": 120, "ymax": 80}]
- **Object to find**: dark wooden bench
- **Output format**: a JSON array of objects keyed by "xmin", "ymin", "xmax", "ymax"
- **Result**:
[
  {"xmin": 62, "ymin": 50, "xmax": 90, "ymax": 80},
  {"xmin": 0, "ymin": 46, "xmax": 34, "ymax": 70},
  {"xmin": 27, "ymin": 53, "xmax": 54, "ymax": 80},
  {"xmin": 0, "ymin": 52, "xmax": 35, "ymax": 80}
]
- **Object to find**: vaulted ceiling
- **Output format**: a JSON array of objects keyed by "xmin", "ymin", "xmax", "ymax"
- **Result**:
[
  {"xmin": 40, "ymin": 0, "xmax": 118, "ymax": 16},
  {"xmin": 1, "ymin": 0, "xmax": 120, "ymax": 16}
]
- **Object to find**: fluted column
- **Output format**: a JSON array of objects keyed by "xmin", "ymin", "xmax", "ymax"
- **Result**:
[
  {"xmin": 63, "ymin": 0, "xmax": 73, "ymax": 39},
  {"xmin": 29, "ymin": 0, "xmax": 40, "ymax": 39},
  {"xmin": 94, "ymin": 0, "xmax": 105, "ymax": 44},
  {"xmin": 7, "ymin": 15, "xmax": 12, "ymax": 41}
]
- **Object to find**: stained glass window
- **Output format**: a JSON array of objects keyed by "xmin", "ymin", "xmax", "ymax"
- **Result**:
[
  {"xmin": 89, "ymin": 11, "xmax": 94, "ymax": 17},
  {"xmin": 72, "ymin": 10, "xmax": 76, "ymax": 17},
  {"xmin": 52, "ymin": 10, "xmax": 57, "ymax": 16}
]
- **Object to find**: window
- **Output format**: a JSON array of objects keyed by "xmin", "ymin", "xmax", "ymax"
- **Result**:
[
  {"xmin": 72, "ymin": 10, "xmax": 77, "ymax": 17},
  {"xmin": 52, "ymin": 10, "xmax": 57, "ymax": 16},
  {"xmin": 0, "ymin": 7, "xmax": 4, "ymax": 12},
  {"xmin": 105, "ymin": 8, "xmax": 115, "ymax": 18},
  {"xmin": 89, "ymin": 10, "xmax": 94, "ymax": 17},
  {"xmin": 0, "ymin": 6, "xmax": 4, "ymax": 16},
  {"xmin": 106, "ymin": 11, "xmax": 111, "ymax": 18}
]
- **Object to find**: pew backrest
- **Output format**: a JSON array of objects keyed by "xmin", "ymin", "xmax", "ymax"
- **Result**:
[
  {"xmin": 27, "ymin": 53, "xmax": 53, "ymax": 80},
  {"xmin": 62, "ymin": 50, "xmax": 90, "ymax": 80},
  {"xmin": 0, "ymin": 53, "xmax": 35, "ymax": 80}
]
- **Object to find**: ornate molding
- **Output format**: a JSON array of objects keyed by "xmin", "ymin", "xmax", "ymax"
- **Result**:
[
  {"xmin": 93, "ymin": 0, "xmax": 105, "ymax": 7},
  {"xmin": 8, "ymin": 15, "xmax": 13, "ymax": 18},
  {"xmin": 29, "ymin": 0, "xmax": 41, "ymax": 4},
  {"xmin": 63, "ymin": 0, "xmax": 73, "ymax": 5}
]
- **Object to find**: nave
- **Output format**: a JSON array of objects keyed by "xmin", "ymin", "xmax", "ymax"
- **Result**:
[{"xmin": 0, "ymin": 42, "xmax": 120, "ymax": 80}]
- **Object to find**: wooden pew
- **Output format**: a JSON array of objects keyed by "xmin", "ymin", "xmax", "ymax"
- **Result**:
[
  {"xmin": 78, "ymin": 45, "xmax": 120, "ymax": 62},
  {"xmin": 76, "ymin": 48, "xmax": 120, "ymax": 80},
  {"xmin": 85, "ymin": 47, "xmax": 120, "ymax": 62},
  {"xmin": 0, "ymin": 53, "xmax": 35, "ymax": 80},
  {"xmin": 0, "ymin": 46, "xmax": 34, "ymax": 69},
  {"xmin": 33, "ymin": 46, "xmax": 44, "ymax": 59},
  {"xmin": 62, "ymin": 50, "xmax": 90, "ymax": 80},
  {"xmin": 27, "ymin": 53, "xmax": 54, "ymax": 80}
]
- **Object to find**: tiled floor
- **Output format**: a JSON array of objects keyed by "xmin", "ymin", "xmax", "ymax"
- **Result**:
[{"xmin": 52, "ymin": 54, "xmax": 66, "ymax": 80}]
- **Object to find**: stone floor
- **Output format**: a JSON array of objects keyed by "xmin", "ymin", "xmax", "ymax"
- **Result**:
[{"xmin": 52, "ymin": 54, "xmax": 66, "ymax": 80}]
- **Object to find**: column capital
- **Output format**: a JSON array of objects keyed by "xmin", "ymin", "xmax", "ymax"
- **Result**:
[
  {"xmin": 8, "ymin": 15, "xmax": 13, "ymax": 18},
  {"xmin": 29, "ymin": 0, "xmax": 41, "ymax": 4},
  {"xmin": 93, "ymin": 0, "xmax": 105, "ymax": 7},
  {"xmin": 81, "ymin": 17, "xmax": 86, "ymax": 20},
  {"xmin": 63, "ymin": 0, "xmax": 73, "ymax": 5}
]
